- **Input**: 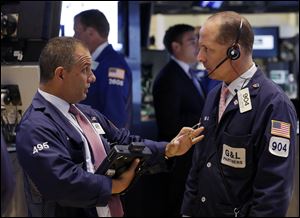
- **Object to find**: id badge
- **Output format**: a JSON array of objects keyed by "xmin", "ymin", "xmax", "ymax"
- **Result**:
[
  {"xmin": 237, "ymin": 87, "xmax": 252, "ymax": 113},
  {"xmin": 92, "ymin": 123, "xmax": 105, "ymax": 134}
]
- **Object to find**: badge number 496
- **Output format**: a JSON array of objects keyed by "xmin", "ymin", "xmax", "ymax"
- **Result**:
[{"xmin": 33, "ymin": 142, "xmax": 49, "ymax": 154}]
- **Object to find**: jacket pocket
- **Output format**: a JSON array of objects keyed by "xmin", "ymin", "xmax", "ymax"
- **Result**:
[{"xmin": 219, "ymin": 132, "xmax": 253, "ymax": 177}]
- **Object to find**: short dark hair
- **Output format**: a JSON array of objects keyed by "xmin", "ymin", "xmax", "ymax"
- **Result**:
[
  {"xmin": 163, "ymin": 24, "xmax": 195, "ymax": 55},
  {"xmin": 39, "ymin": 37, "xmax": 87, "ymax": 83},
  {"xmin": 74, "ymin": 9, "xmax": 110, "ymax": 38},
  {"xmin": 209, "ymin": 11, "xmax": 254, "ymax": 55}
]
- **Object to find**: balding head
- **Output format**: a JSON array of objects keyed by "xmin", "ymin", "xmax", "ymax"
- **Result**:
[{"xmin": 206, "ymin": 11, "xmax": 254, "ymax": 56}]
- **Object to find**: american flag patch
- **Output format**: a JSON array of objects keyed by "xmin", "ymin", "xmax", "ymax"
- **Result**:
[
  {"xmin": 108, "ymin": 68, "xmax": 125, "ymax": 80},
  {"xmin": 271, "ymin": 120, "xmax": 290, "ymax": 139}
]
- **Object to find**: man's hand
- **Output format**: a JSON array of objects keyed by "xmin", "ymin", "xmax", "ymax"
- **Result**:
[
  {"xmin": 165, "ymin": 126, "xmax": 204, "ymax": 158},
  {"xmin": 111, "ymin": 159, "xmax": 140, "ymax": 194}
]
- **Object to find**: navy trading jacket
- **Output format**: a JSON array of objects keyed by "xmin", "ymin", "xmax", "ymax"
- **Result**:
[
  {"xmin": 181, "ymin": 69, "xmax": 297, "ymax": 217},
  {"xmin": 81, "ymin": 44, "xmax": 133, "ymax": 129},
  {"xmin": 16, "ymin": 92, "xmax": 167, "ymax": 217}
]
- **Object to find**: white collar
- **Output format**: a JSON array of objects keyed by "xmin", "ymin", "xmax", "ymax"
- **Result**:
[
  {"xmin": 92, "ymin": 42, "xmax": 109, "ymax": 60},
  {"xmin": 38, "ymin": 89, "xmax": 70, "ymax": 115},
  {"xmin": 226, "ymin": 63, "xmax": 257, "ymax": 96},
  {"xmin": 171, "ymin": 56, "xmax": 193, "ymax": 78}
]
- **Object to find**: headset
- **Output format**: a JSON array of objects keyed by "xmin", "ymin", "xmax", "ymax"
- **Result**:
[
  {"xmin": 227, "ymin": 19, "xmax": 243, "ymax": 60},
  {"xmin": 207, "ymin": 19, "xmax": 243, "ymax": 77}
]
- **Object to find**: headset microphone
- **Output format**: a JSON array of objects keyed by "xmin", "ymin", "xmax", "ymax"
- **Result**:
[{"xmin": 205, "ymin": 56, "xmax": 228, "ymax": 77}]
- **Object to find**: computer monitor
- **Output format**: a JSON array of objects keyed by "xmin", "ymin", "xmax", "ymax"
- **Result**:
[
  {"xmin": 252, "ymin": 26, "xmax": 279, "ymax": 59},
  {"xmin": 199, "ymin": 1, "xmax": 223, "ymax": 9},
  {"xmin": 1, "ymin": 1, "xmax": 61, "ymax": 40},
  {"xmin": 267, "ymin": 61, "xmax": 289, "ymax": 92},
  {"xmin": 1, "ymin": 2, "xmax": 62, "ymax": 62}
]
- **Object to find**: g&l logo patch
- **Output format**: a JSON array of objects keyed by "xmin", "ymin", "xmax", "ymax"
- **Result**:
[{"xmin": 221, "ymin": 144, "xmax": 246, "ymax": 168}]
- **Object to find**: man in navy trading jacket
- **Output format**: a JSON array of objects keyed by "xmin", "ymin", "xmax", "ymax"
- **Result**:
[
  {"xmin": 74, "ymin": 9, "xmax": 132, "ymax": 129},
  {"xmin": 181, "ymin": 11, "xmax": 297, "ymax": 217},
  {"xmin": 15, "ymin": 37, "xmax": 204, "ymax": 217}
]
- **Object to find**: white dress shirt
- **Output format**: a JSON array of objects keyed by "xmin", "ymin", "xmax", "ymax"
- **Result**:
[{"xmin": 38, "ymin": 89, "xmax": 111, "ymax": 217}]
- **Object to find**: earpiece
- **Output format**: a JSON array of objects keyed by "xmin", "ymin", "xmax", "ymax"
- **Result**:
[
  {"xmin": 227, "ymin": 44, "xmax": 240, "ymax": 60},
  {"xmin": 226, "ymin": 19, "xmax": 243, "ymax": 60}
]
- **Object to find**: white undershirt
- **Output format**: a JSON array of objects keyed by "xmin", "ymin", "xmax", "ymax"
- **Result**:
[
  {"xmin": 92, "ymin": 41, "xmax": 109, "ymax": 60},
  {"xmin": 171, "ymin": 56, "xmax": 192, "ymax": 79}
]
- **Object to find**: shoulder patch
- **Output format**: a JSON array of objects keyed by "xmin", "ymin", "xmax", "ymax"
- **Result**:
[
  {"xmin": 108, "ymin": 68, "xmax": 125, "ymax": 80},
  {"xmin": 269, "ymin": 136, "xmax": 290, "ymax": 157},
  {"xmin": 271, "ymin": 120, "xmax": 290, "ymax": 139}
]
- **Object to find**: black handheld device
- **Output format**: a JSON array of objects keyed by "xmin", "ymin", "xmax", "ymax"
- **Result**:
[{"xmin": 96, "ymin": 142, "xmax": 152, "ymax": 179}]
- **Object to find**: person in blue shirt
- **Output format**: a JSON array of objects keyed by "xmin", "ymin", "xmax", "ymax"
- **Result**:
[
  {"xmin": 181, "ymin": 11, "xmax": 297, "ymax": 217},
  {"xmin": 15, "ymin": 36, "xmax": 204, "ymax": 217},
  {"xmin": 73, "ymin": 9, "xmax": 133, "ymax": 129}
]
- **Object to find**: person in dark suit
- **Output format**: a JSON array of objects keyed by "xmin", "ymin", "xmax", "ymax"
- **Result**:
[
  {"xmin": 153, "ymin": 24, "xmax": 205, "ymax": 141},
  {"xmin": 151, "ymin": 24, "xmax": 218, "ymax": 217}
]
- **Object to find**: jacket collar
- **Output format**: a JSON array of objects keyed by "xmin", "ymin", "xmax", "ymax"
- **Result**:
[
  {"xmin": 223, "ymin": 68, "xmax": 264, "ymax": 115},
  {"xmin": 32, "ymin": 92, "xmax": 83, "ymax": 144}
]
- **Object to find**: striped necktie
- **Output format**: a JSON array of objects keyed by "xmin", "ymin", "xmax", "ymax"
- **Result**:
[
  {"xmin": 218, "ymin": 86, "xmax": 229, "ymax": 122},
  {"xmin": 69, "ymin": 104, "xmax": 106, "ymax": 169},
  {"xmin": 69, "ymin": 105, "xmax": 123, "ymax": 217}
]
